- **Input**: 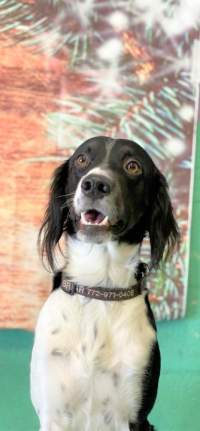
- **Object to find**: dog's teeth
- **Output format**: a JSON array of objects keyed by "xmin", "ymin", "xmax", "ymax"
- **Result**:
[
  {"xmin": 81, "ymin": 212, "xmax": 91, "ymax": 225},
  {"xmin": 81, "ymin": 212, "xmax": 86, "ymax": 223},
  {"xmin": 99, "ymin": 216, "xmax": 109, "ymax": 226},
  {"xmin": 80, "ymin": 212, "xmax": 109, "ymax": 226},
  {"xmin": 80, "ymin": 212, "xmax": 95, "ymax": 225}
]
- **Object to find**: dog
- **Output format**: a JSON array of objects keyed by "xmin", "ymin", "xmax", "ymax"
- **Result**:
[{"xmin": 31, "ymin": 136, "xmax": 179, "ymax": 431}]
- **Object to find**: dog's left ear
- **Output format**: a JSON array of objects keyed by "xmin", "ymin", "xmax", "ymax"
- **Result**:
[
  {"xmin": 148, "ymin": 169, "xmax": 180, "ymax": 268},
  {"xmin": 38, "ymin": 160, "xmax": 69, "ymax": 271}
]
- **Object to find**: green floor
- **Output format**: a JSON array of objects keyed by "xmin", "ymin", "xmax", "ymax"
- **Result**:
[{"xmin": 1, "ymin": 131, "xmax": 200, "ymax": 431}]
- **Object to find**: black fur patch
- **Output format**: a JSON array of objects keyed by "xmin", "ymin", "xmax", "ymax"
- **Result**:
[{"xmin": 38, "ymin": 136, "xmax": 180, "ymax": 271}]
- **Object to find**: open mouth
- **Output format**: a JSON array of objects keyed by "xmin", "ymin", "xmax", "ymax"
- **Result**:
[{"xmin": 80, "ymin": 209, "xmax": 110, "ymax": 227}]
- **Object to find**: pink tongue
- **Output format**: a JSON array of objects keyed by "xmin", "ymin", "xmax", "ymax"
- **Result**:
[{"xmin": 84, "ymin": 210, "xmax": 105, "ymax": 224}]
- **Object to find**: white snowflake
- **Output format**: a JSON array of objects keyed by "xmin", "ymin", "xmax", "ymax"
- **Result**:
[
  {"xmin": 134, "ymin": 0, "xmax": 200, "ymax": 36},
  {"xmin": 165, "ymin": 139, "xmax": 186, "ymax": 157},
  {"xmin": 86, "ymin": 65, "xmax": 122, "ymax": 98},
  {"xmin": 97, "ymin": 38, "xmax": 123, "ymax": 63},
  {"xmin": 71, "ymin": 0, "xmax": 95, "ymax": 26},
  {"xmin": 179, "ymin": 105, "xmax": 194, "ymax": 122},
  {"xmin": 108, "ymin": 10, "xmax": 129, "ymax": 31}
]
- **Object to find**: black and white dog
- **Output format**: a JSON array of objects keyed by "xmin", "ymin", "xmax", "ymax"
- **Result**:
[{"xmin": 31, "ymin": 136, "xmax": 179, "ymax": 431}]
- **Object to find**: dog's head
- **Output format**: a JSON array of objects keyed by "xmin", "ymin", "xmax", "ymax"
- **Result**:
[{"xmin": 39, "ymin": 136, "xmax": 180, "ymax": 270}]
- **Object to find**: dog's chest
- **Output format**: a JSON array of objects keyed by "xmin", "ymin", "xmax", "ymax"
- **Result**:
[{"xmin": 31, "ymin": 289, "xmax": 155, "ymax": 430}]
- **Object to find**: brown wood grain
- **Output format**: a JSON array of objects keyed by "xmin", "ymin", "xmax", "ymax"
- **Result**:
[{"xmin": 0, "ymin": 40, "xmax": 71, "ymax": 329}]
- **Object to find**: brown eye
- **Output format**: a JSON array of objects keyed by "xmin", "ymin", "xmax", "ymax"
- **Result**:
[
  {"xmin": 75, "ymin": 153, "xmax": 89, "ymax": 169},
  {"xmin": 124, "ymin": 159, "xmax": 142, "ymax": 175}
]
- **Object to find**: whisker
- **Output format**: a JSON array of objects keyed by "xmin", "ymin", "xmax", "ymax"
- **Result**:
[
  {"xmin": 61, "ymin": 198, "xmax": 74, "ymax": 210},
  {"xmin": 63, "ymin": 205, "xmax": 74, "ymax": 226},
  {"xmin": 56, "ymin": 192, "xmax": 75, "ymax": 199}
]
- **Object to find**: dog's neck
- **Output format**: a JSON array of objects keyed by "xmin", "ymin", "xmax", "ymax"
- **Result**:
[{"xmin": 64, "ymin": 236, "xmax": 140, "ymax": 289}]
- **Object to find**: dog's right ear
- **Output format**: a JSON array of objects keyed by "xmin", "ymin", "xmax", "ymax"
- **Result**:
[
  {"xmin": 147, "ymin": 168, "xmax": 180, "ymax": 269},
  {"xmin": 38, "ymin": 160, "xmax": 69, "ymax": 272}
]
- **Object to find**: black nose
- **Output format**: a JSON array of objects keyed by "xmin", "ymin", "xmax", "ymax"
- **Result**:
[{"xmin": 81, "ymin": 174, "xmax": 112, "ymax": 199}]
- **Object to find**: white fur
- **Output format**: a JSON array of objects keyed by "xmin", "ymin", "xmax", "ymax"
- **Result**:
[
  {"xmin": 73, "ymin": 166, "xmax": 114, "ymax": 216},
  {"xmin": 31, "ymin": 238, "xmax": 156, "ymax": 431},
  {"xmin": 65, "ymin": 237, "xmax": 140, "ymax": 289}
]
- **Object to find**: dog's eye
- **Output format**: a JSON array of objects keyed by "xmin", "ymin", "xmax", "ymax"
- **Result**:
[
  {"xmin": 124, "ymin": 159, "xmax": 142, "ymax": 175},
  {"xmin": 75, "ymin": 154, "xmax": 90, "ymax": 169}
]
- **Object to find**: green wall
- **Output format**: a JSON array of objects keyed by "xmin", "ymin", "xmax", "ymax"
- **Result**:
[{"xmin": 150, "ymin": 124, "xmax": 200, "ymax": 429}]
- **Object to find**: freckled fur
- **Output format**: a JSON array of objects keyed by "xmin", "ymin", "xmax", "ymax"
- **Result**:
[
  {"xmin": 31, "ymin": 252, "xmax": 156, "ymax": 430},
  {"xmin": 51, "ymin": 328, "xmax": 60, "ymax": 335}
]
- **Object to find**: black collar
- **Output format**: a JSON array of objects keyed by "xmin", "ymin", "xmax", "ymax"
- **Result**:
[{"xmin": 60, "ymin": 274, "xmax": 144, "ymax": 302}]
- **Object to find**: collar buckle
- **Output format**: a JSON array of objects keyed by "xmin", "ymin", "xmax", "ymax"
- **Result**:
[{"xmin": 62, "ymin": 280, "xmax": 76, "ymax": 295}]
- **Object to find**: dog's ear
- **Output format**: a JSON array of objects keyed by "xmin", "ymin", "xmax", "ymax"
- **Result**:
[
  {"xmin": 148, "ymin": 169, "xmax": 180, "ymax": 269},
  {"xmin": 38, "ymin": 160, "xmax": 69, "ymax": 271}
]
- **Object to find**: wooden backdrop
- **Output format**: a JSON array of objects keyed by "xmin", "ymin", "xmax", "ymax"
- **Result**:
[{"xmin": 0, "ymin": 0, "xmax": 199, "ymax": 329}]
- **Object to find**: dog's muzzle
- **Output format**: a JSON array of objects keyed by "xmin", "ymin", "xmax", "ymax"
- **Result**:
[{"xmin": 74, "ymin": 173, "xmax": 118, "ymax": 229}]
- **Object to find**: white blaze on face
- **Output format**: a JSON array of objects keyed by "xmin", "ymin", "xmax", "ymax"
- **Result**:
[{"xmin": 74, "ymin": 167, "xmax": 114, "ymax": 227}]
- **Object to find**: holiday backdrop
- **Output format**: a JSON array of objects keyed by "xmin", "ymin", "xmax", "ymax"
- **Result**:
[{"xmin": 0, "ymin": 0, "xmax": 199, "ymax": 329}]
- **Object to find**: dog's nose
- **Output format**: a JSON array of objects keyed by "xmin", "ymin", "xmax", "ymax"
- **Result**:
[{"xmin": 81, "ymin": 175, "xmax": 112, "ymax": 199}]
